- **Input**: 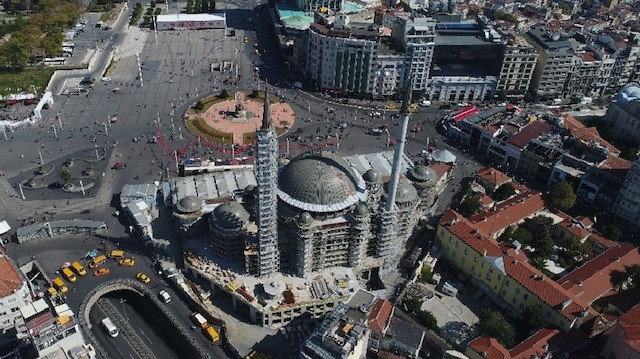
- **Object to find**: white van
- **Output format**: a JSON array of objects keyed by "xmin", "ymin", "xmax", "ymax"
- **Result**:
[{"xmin": 101, "ymin": 317, "xmax": 119, "ymax": 337}]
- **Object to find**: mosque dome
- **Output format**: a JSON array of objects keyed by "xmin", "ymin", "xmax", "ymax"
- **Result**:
[
  {"xmin": 614, "ymin": 82, "xmax": 640, "ymax": 109},
  {"xmin": 353, "ymin": 203, "xmax": 368, "ymax": 217},
  {"xmin": 408, "ymin": 165, "xmax": 437, "ymax": 186},
  {"xmin": 384, "ymin": 179, "xmax": 419, "ymax": 204},
  {"xmin": 278, "ymin": 151, "xmax": 366, "ymax": 212},
  {"xmin": 363, "ymin": 168, "xmax": 381, "ymax": 183},
  {"xmin": 212, "ymin": 202, "xmax": 250, "ymax": 230},
  {"xmin": 297, "ymin": 212, "xmax": 314, "ymax": 226},
  {"xmin": 176, "ymin": 196, "xmax": 202, "ymax": 213}
]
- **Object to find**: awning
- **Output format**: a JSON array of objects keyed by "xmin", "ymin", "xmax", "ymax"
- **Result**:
[
  {"xmin": 0, "ymin": 220, "xmax": 10, "ymax": 235},
  {"xmin": 453, "ymin": 106, "xmax": 479, "ymax": 122}
]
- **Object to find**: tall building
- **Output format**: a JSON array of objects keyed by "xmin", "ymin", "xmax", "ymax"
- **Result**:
[
  {"xmin": 255, "ymin": 87, "xmax": 280, "ymax": 277},
  {"xmin": 391, "ymin": 16, "xmax": 436, "ymax": 91},
  {"xmin": 525, "ymin": 28, "xmax": 575, "ymax": 98},
  {"xmin": 612, "ymin": 152, "xmax": 640, "ymax": 230},
  {"xmin": 496, "ymin": 35, "xmax": 539, "ymax": 100}
]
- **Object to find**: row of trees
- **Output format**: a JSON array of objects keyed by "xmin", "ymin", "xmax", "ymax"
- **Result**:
[
  {"xmin": 478, "ymin": 306, "xmax": 547, "ymax": 348},
  {"xmin": 0, "ymin": 0, "xmax": 82, "ymax": 68},
  {"xmin": 403, "ymin": 297, "xmax": 438, "ymax": 332},
  {"xmin": 186, "ymin": 0, "xmax": 216, "ymax": 14}
]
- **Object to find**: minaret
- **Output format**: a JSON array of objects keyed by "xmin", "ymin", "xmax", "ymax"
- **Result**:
[
  {"xmin": 255, "ymin": 85, "xmax": 280, "ymax": 277},
  {"xmin": 377, "ymin": 81, "xmax": 412, "ymax": 270},
  {"xmin": 386, "ymin": 81, "xmax": 412, "ymax": 211}
]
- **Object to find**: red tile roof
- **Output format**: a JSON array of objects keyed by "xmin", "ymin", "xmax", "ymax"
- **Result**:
[
  {"xmin": 588, "ymin": 233, "xmax": 616, "ymax": 249},
  {"xmin": 507, "ymin": 121, "xmax": 553, "ymax": 149},
  {"xmin": 618, "ymin": 304, "xmax": 640, "ymax": 352},
  {"xmin": 428, "ymin": 162, "xmax": 449, "ymax": 180},
  {"xmin": 440, "ymin": 210, "xmax": 503, "ymax": 257},
  {"xmin": 562, "ymin": 114, "xmax": 621, "ymax": 156},
  {"xmin": 599, "ymin": 156, "xmax": 631, "ymax": 170},
  {"xmin": 468, "ymin": 191, "xmax": 546, "ymax": 237},
  {"xmin": 582, "ymin": 51, "xmax": 598, "ymax": 63},
  {"xmin": 0, "ymin": 256, "xmax": 23, "ymax": 297},
  {"xmin": 479, "ymin": 194, "xmax": 495, "ymax": 209},
  {"xmin": 476, "ymin": 167, "xmax": 511, "ymax": 187},
  {"xmin": 574, "ymin": 216, "xmax": 594, "ymax": 228},
  {"xmin": 468, "ymin": 335, "xmax": 511, "ymax": 358},
  {"xmin": 510, "ymin": 328, "xmax": 560, "ymax": 359},
  {"xmin": 368, "ymin": 299, "xmax": 393, "ymax": 333},
  {"xmin": 558, "ymin": 244, "xmax": 640, "ymax": 304}
]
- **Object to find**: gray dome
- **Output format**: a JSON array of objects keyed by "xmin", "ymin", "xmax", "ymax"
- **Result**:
[
  {"xmin": 615, "ymin": 82, "xmax": 640, "ymax": 108},
  {"xmin": 176, "ymin": 196, "xmax": 202, "ymax": 213},
  {"xmin": 385, "ymin": 179, "xmax": 419, "ymax": 204},
  {"xmin": 213, "ymin": 202, "xmax": 250, "ymax": 230},
  {"xmin": 353, "ymin": 203, "xmax": 368, "ymax": 217},
  {"xmin": 279, "ymin": 151, "xmax": 360, "ymax": 206},
  {"xmin": 297, "ymin": 212, "xmax": 313, "ymax": 226},
  {"xmin": 408, "ymin": 165, "xmax": 437, "ymax": 186},
  {"xmin": 363, "ymin": 169, "xmax": 381, "ymax": 183}
]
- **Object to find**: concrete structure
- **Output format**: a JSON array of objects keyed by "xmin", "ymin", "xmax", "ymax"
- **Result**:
[
  {"xmin": 391, "ymin": 17, "xmax": 436, "ymax": 92},
  {"xmin": 496, "ymin": 35, "xmax": 539, "ymax": 100},
  {"xmin": 255, "ymin": 87, "xmax": 280, "ymax": 278},
  {"xmin": 0, "ymin": 255, "xmax": 32, "ymax": 348},
  {"xmin": 525, "ymin": 28, "xmax": 575, "ymax": 98},
  {"xmin": 16, "ymin": 220, "xmax": 108, "ymax": 243},
  {"xmin": 300, "ymin": 290, "xmax": 373, "ymax": 359},
  {"xmin": 563, "ymin": 50, "xmax": 601, "ymax": 99},
  {"xmin": 155, "ymin": 13, "xmax": 227, "ymax": 31},
  {"xmin": 604, "ymin": 82, "xmax": 640, "ymax": 143}
]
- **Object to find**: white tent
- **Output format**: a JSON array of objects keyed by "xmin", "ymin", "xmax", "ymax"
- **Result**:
[
  {"xmin": 430, "ymin": 149, "xmax": 457, "ymax": 164},
  {"xmin": 0, "ymin": 220, "xmax": 10, "ymax": 235}
]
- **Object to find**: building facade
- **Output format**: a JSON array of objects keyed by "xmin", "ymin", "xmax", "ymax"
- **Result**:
[
  {"xmin": 0, "ymin": 256, "xmax": 32, "ymax": 347},
  {"xmin": 496, "ymin": 35, "xmax": 539, "ymax": 100},
  {"xmin": 525, "ymin": 28, "xmax": 575, "ymax": 98}
]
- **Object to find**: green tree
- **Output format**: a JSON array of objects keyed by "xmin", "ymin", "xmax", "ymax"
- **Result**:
[
  {"xmin": 420, "ymin": 264, "xmax": 433, "ymax": 283},
  {"xmin": 209, "ymin": 0, "xmax": 215, "ymax": 11},
  {"xmin": 550, "ymin": 181, "xmax": 576, "ymax": 211},
  {"xmin": 194, "ymin": 100, "xmax": 204, "ymax": 111},
  {"xmin": 582, "ymin": 0, "xmax": 592, "ymax": 9},
  {"xmin": 219, "ymin": 89, "xmax": 229, "ymax": 99},
  {"xmin": 611, "ymin": 264, "xmax": 640, "ymax": 291},
  {"xmin": 479, "ymin": 309, "xmax": 516, "ymax": 348},
  {"xmin": 250, "ymin": 89, "xmax": 260, "ymax": 98},
  {"xmin": 186, "ymin": 0, "xmax": 193, "ymax": 13},
  {"xmin": 511, "ymin": 227, "xmax": 532, "ymax": 245},
  {"xmin": 494, "ymin": 182, "xmax": 516, "ymax": 201},
  {"xmin": 458, "ymin": 196, "xmax": 482, "ymax": 217},
  {"xmin": 498, "ymin": 226, "xmax": 513, "ymax": 242},
  {"xmin": 416, "ymin": 310, "xmax": 438, "ymax": 331},
  {"xmin": 194, "ymin": 0, "xmax": 201, "ymax": 12},
  {"xmin": 602, "ymin": 224, "xmax": 623, "ymax": 241},
  {"xmin": 559, "ymin": 234, "xmax": 592, "ymax": 268},
  {"xmin": 201, "ymin": 0, "xmax": 209, "ymax": 12},
  {"xmin": 560, "ymin": 4, "xmax": 572, "ymax": 15},
  {"xmin": 522, "ymin": 306, "xmax": 546, "ymax": 335},
  {"xmin": 60, "ymin": 169, "xmax": 72, "ymax": 182}
]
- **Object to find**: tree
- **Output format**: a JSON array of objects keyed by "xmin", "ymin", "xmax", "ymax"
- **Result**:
[
  {"xmin": 219, "ymin": 89, "xmax": 229, "ymax": 99},
  {"xmin": 522, "ymin": 306, "xmax": 546, "ymax": 336},
  {"xmin": 511, "ymin": 227, "xmax": 532, "ymax": 245},
  {"xmin": 194, "ymin": 0, "xmax": 201, "ymax": 12},
  {"xmin": 478, "ymin": 309, "xmax": 516, "ymax": 348},
  {"xmin": 581, "ymin": 0, "xmax": 592, "ymax": 9},
  {"xmin": 602, "ymin": 224, "xmax": 623, "ymax": 241},
  {"xmin": 250, "ymin": 89, "xmax": 260, "ymax": 98},
  {"xmin": 498, "ymin": 226, "xmax": 513, "ymax": 242},
  {"xmin": 559, "ymin": 234, "xmax": 592, "ymax": 268},
  {"xmin": 420, "ymin": 264, "xmax": 433, "ymax": 283},
  {"xmin": 201, "ymin": 0, "xmax": 208, "ymax": 12},
  {"xmin": 494, "ymin": 182, "xmax": 516, "ymax": 201},
  {"xmin": 560, "ymin": 4, "xmax": 572, "ymax": 15},
  {"xmin": 611, "ymin": 264, "xmax": 640, "ymax": 291},
  {"xmin": 186, "ymin": 0, "xmax": 193, "ymax": 13},
  {"xmin": 60, "ymin": 169, "xmax": 71, "ymax": 182},
  {"xmin": 458, "ymin": 196, "xmax": 482, "ymax": 217},
  {"xmin": 194, "ymin": 100, "xmax": 205, "ymax": 111},
  {"xmin": 416, "ymin": 310, "xmax": 438, "ymax": 331},
  {"xmin": 550, "ymin": 181, "xmax": 576, "ymax": 211},
  {"xmin": 209, "ymin": 0, "xmax": 215, "ymax": 11}
]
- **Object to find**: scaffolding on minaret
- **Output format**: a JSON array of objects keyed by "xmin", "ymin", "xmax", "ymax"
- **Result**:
[{"xmin": 255, "ymin": 84, "xmax": 280, "ymax": 277}]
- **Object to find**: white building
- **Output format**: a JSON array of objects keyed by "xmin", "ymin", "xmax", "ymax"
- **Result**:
[
  {"xmin": 0, "ymin": 255, "xmax": 32, "ymax": 347},
  {"xmin": 155, "ymin": 13, "xmax": 226, "ymax": 31}
]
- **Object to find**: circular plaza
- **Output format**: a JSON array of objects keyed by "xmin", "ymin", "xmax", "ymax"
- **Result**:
[{"xmin": 184, "ymin": 91, "xmax": 296, "ymax": 145}]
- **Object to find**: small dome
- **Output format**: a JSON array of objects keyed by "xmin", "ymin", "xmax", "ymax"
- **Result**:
[
  {"xmin": 297, "ymin": 212, "xmax": 313, "ymax": 226},
  {"xmin": 615, "ymin": 82, "xmax": 640, "ymax": 108},
  {"xmin": 363, "ymin": 169, "xmax": 381, "ymax": 183},
  {"xmin": 353, "ymin": 203, "xmax": 368, "ymax": 217},
  {"xmin": 385, "ymin": 179, "xmax": 419, "ymax": 204},
  {"xmin": 176, "ymin": 196, "xmax": 202, "ymax": 213},
  {"xmin": 245, "ymin": 184, "xmax": 256, "ymax": 193},
  {"xmin": 263, "ymin": 280, "xmax": 285, "ymax": 297},
  {"xmin": 408, "ymin": 165, "xmax": 437, "ymax": 186},
  {"xmin": 212, "ymin": 202, "xmax": 250, "ymax": 230}
]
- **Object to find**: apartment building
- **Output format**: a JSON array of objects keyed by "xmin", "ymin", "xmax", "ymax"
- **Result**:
[
  {"xmin": 563, "ymin": 50, "xmax": 602, "ymax": 98},
  {"xmin": 496, "ymin": 35, "xmax": 539, "ymax": 100},
  {"xmin": 0, "ymin": 255, "xmax": 32, "ymax": 348},
  {"xmin": 391, "ymin": 16, "xmax": 436, "ymax": 91},
  {"xmin": 526, "ymin": 28, "xmax": 575, "ymax": 98}
]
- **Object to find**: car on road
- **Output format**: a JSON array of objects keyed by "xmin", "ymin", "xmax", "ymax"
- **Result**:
[
  {"xmin": 136, "ymin": 272, "xmax": 150, "ymax": 283},
  {"xmin": 53, "ymin": 277, "xmax": 68, "ymax": 294},
  {"xmin": 47, "ymin": 286, "xmax": 58, "ymax": 296},
  {"xmin": 119, "ymin": 258, "xmax": 135, "ymax": 267},
  {"xmin": 158, "ymin": 290, "xmax": 171, "ymax": 303},
  {"xmin": 72, "ymin": 261, "xmax": 86, "ymax": 276},
  {"xmin": 386, "ymin": 103, "xmax": 396, "ymax": 110},
  {"xmin": 410, "ymin": 103, "xmax": 418, "ymax": 112},
  {"xmin": 254, "ymin": 49, "xmax": 259, "ymax": 55},
  {"xmin": 101, "ymin": 77, "xmax": 112, "ymax": 82},
  {"xmin": 61, "ymin": 267, "xmax": 77, "ymax": 283},
  {"xmin": 89, "ymin": 255, "xmax": 107, "ymax": 269},
  {"xmin": 244, "ymin": 36, "xmax": 248, "ymax": 43},
  {"xmin": 94, "ymin": 268, "xmax": 110, "ymax": 277}
]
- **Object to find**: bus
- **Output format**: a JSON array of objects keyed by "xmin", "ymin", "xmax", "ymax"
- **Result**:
[
  {"xmin": 43, "ymin": 57, "xmax": 66, "ymax": 66},
  {"xmin": 101, "ymin": 317, "xmax": 119, "ymax": 337}
]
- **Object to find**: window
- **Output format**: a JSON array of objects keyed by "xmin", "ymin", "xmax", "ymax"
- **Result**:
[
  {"xmin": 464, "ymin": 248, "xmax": 468, "ymax": 255},
  {"xmin": 515, "ymin": 287, "xmax": 521, "ymax": 295},
  {"xmin": 486, "ymin": 268, "xmax": 494, "ymax": 281},
  {"xmin": 505, "ymin": 280, "xmax": 511, "ymax": 287},
  {"xmin": 523, "ymin": 293, "xmax": 529, "ymax": 300}
]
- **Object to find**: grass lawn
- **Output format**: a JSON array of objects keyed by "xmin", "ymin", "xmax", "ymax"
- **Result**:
[{"xmin": 0, "ymin": 68, "xmax": 54, "ymax": 93}]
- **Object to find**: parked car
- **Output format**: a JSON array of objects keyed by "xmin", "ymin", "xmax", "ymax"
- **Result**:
[
  {"xmin": 94, "ymin": 268, "xmax": 110, "ymax": 277},
  {"xmin": 136, "ymin": 272, "xmax": 150, "ymax": 283},
  {"xmin": 158, "ymin": 290, "xmax": 171, "ymax": 303},
  {"xmin": 119, "ymin": 258, "xmax": 135, "ymax": 267}
]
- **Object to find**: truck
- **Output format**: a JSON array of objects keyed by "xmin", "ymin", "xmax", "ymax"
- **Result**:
[{"xmin": 190, "ymin": 312, "xmax": 208, "ymax": 328}]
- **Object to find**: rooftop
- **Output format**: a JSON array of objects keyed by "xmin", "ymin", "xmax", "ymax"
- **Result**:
[
  {"xmin": 618, "ymin": 304, "xmax": 640, "ymax": 352},
  {"xmin": 476, "ymin": 167, "xmax": 511, "ymax": 187},
  {"xmin": 468, "ymin": 335, "xmax": 511, "ymax": 358},
  {"xmin": 0, "ymin": 256, "xmax": 23, "ymax": 297},
  {"xmin": 468, "ymin": 190, "xmax": 546, "ymax": 237}
]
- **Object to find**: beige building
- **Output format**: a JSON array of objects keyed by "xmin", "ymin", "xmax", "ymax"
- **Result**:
[
  {"xmin": 525, "ymin": 28, "xmax": 575, "ymax": 98},
  {"xmin": 496, "ymin": 35, "xmax": 538, "ymax": 100}
]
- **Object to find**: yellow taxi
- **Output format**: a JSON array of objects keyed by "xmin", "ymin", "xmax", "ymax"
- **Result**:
[
  {"xmin": 119, "ymin": 258, "xmax": 135, "ymax": 267},
  {"xmin": 385, "ymin": 103, "xmax": 396, "ymax": 110},
  {"xmin": 136, "ymin": 272, "xmax": 151, "ymax": 284},
  {"xmin": 94, "ymin": 268, "xmax": 110, "ymax": 277}
]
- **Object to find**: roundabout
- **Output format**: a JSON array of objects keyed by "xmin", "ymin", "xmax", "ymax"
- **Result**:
[{"xmin": 184, "ymin": 90, "xmax": 295, "ymax": 145}]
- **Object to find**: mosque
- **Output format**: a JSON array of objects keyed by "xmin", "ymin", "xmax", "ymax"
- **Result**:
[{"xmin": 173, "ymin": 86, "xmax": 439, "ymax": 280}]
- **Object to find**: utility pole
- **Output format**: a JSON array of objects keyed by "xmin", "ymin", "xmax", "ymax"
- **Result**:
[
  {"xmin": 52, "ymin": 125, "xmax": 57, "ymax": 139},
  {"xmin": 135, "ymin": 53, "xmax": 144, "ymax": 87}
]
